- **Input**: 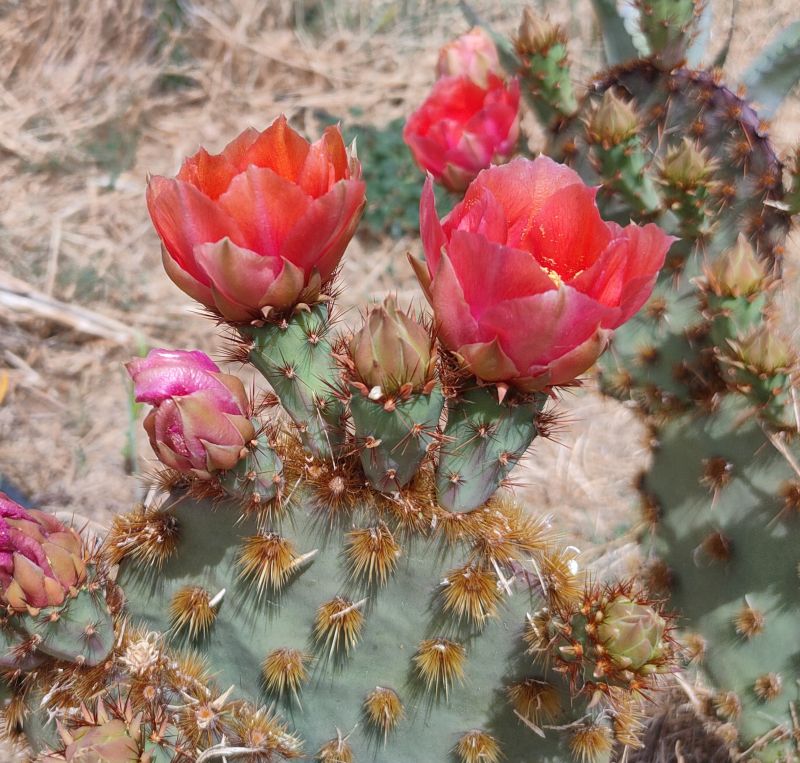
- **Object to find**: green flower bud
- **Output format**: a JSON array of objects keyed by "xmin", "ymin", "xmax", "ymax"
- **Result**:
[
  {"xmin": 733, "ymin": 326, "xmax": 794, "ymax": 376},
  {"xmin": 596, "ymin": 597, "xmax": 666, "ymax": 671},
  {"xmin": 705, "ymin": 235, "xmax": 766, "ymax": 298},
  {"xmin": 661, "ymin": 137, "xmax": 715, "ymax": 189},
  {"xmin": 588, "ymin": 91, "xmax": 639, "ymax": 146},
  {"xmin": 350, "ymin": 297, "xmax": 434, "ymax": 397},
  {"xmin": 515, "ymin": 8, "xmax": 564, "ymax": 54}
]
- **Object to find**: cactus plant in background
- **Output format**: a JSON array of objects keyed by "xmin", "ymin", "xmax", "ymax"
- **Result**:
[
  {"xmin": 439, "ymin": 2, "xmax": 800, "ymax": 760},
  {"xmin": 0, "ymin": 112, "xmax": 681, "ymax": 762}
]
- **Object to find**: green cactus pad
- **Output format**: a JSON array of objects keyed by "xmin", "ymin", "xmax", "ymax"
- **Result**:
[
  {"xmin": 436, "ymin": 386, "xmax": 546, "ymax": 513},
  {"xmin": 116, "ymin": 492, "xmax": 582, "ymax": 762},
  {"xmin": 350, "ymin": 385, "xmax": 445, "ymax": 493},
  {"xmin": 13, "ymin": 572, "xmax": 114, "ymax": 667},
  {"xmin": 244, "ymin": 304, "xmax": 345, "ymax": 461},
  {"xmin": 641, "ymin": 395, "xmax": 800, "ymax": 761}
]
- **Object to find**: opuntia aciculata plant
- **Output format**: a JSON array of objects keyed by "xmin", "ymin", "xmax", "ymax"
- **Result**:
[{"xmin": 2, "ymin": 3, "xmax": 799, "ymax": 763}]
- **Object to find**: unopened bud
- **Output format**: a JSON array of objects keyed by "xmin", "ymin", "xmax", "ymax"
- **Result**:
[
  {"xmin": 516, "ymin": 7, "xmax": 563, "ymax": 53},
  {"xmin": 350, "ymin": 297, "xmax": 434, "ymax": 397},
  {"xmin": 705, "ymin": 235, "xmax": 766, "ymax": 298},
  {"xmin": 596, "ymin": 596, "xmax": 666, "ymax": 672},
  {"xmin": 661, "ymin": 137, "xmax": 715, "ymax": 189},
  {"xmin": 588, "ymin": 90, "xmax": 639, "ymax": 145}
]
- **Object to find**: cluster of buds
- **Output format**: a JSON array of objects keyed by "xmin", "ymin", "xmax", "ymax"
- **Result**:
[
  {"xmin": 404, "ymin": 29, "xmax": 520, "ymax": 191},
  {"xmin": 0, "ymin": 493, "xmax": 86, "ymax": 613}
]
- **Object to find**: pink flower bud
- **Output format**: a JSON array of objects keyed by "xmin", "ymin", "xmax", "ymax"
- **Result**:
[
  {"xmin": 0, "ymin": 493, "xmax": 86, "ymax": 612},
  {"xmin": 403, "ymin": 75, "xmax": 520, "ymax": 192},
  {"xmin": 126, "ymin": 349, "xmax": 256, "ymax": 477},
  {"xmin": 436, "ymin": 28, "xmax": 502, "ymax": 88}
]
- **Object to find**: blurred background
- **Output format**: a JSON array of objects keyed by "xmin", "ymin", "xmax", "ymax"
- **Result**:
[{"xmin": 0, "ymin": 0, "xmax": 797, "ymax": 559}]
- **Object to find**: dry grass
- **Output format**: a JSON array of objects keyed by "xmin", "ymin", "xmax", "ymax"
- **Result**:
[{"xmin": 0, "ymin": 0, "xmax": 797, "ymax": 543}]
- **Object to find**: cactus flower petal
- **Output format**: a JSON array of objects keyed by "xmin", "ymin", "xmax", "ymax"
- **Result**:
[
  {"xmin": 414, "ymin": 156, "xmax": 672, "ymax": 389},
  {"xmin": 148, "ymin": 116, "xmax": 365, "ymax": 321}
]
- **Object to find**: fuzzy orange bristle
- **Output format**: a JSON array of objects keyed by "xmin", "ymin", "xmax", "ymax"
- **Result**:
[
  {"xmin": 608, "ymin": 690, "xmax": 646, "ymax": 748},
  {"xmin": 607, "ymin": 369, "xmax": 634, "ymax": 397},
  {"xmin": 453, "ymin": 730, "xmax": 501, "ymax": 763},
  {"xmin": 682, "ymin": 632, "xmax": 707, "ymax": 664},
  {"xmin": 642, "ymin": 558, "xmax": 672, "ymax": 595},
  {"xmin": 169, "ymin": 586, "xmax": 219, "ymax": 639},
  {"xmin": 345, "ymin": 523, "xmax": 400, "ymax": 586},
  {"xmin": 363, "ymin": 686, "xmax": 404, "ymax": 739},
  {"xmin": 523, "ymin": 609, "xmax": 557, "ymax": 657},
  {"xmin": 754, "ymin": 672, "xmax": 782, "ymax": 701},
  {"xmin": 637, "ymin": 345, "xmax": 659, "ymax": 366},
  {"xmin": 569, "ymin": 722, "xmax": 614, "ymax": 763},
  {"xmin": 700, "ymin": 457, "xmax": 734, "ymax": 493},
  {"xmin": 105, "ymin": 505, "xmax": 180, "ymax": 568},
  {"xmin": 262, "ymin": 648, "xmax": 310, "ymax": 702},
  {"xmin": 469, "ymin": 502, "xmax": 551, "ymax": 567},
  {"xmin": 440, "ymin": 564, "xmax": 502, "ymax": 623},
  {"xmin": 237, "ymin": 532, "xmax": 312, "ymax": 594},
  {"xmin": 168, "ymin": 649, "xmax": 213, "ymax": 693},
  {"xmin": 318, "ymin": 733, "xmax": 354, "ymax": 763},
  {"xmin": 779, "ymin": 481, "xmax": 800, "ymax": 516},
  {"xmin": 714, "ymin": 690, "xmax": 742, "ymax": 720},
  {"xmin": 303, "ymin": 460, "xmax": 364, "ymax": 521},
  {"xmin": 231, "ymin": 705, "xmax": 302, "ymax": 759},
  {"xmin": 507, "ymin": 678, "xmax": 561, "ymax": 725},
  {"xmin": 699, "ymin": 530, "xmax": 733, "ymax": 562},
  {"xmin": 537, "ymin": 548, "xmax": 582, "ymax": 610},
  {"xmin": 432, "ymin": 507, "xmax": 485, "ymax": 544},
  {"xmin": 734, "ymin": 603, "xmax": 765, "ymax": 638},
  {"xmin": 413, "ymin": 638, "xmax": 466, "ymax": 696},
  {"xmin": 313, "ymin": 596, "xmax": 366, "ymax": 656}
]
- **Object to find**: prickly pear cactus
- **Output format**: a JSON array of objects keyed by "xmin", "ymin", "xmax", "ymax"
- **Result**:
[
  {"xmin": 496, "ymin": 1, "xmax": 800, "ymax": 759},
  {"xmin": 0, "ymin": 106, "xmax": 682, "ymax": 762}
]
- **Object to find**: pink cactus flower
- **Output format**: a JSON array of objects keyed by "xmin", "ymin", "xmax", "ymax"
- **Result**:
[
  {"xmin": 146, "ymin": 116, "xmax": 366, "ymax": 322},
  {"xmin": 126, "ymin": 349, "xmax": 255, "ymax": 477},
  {"xmin": 0, "ymin": 493, "xmax": 85, "ymax": 612},
  {"xmin": 410, "ymin": 156, "xmax": 675, "ymax": 391},
  {"xmin": 436, "ymin": 27, "xmax": 502, "ymax": 88},
  {"xmin": 403, "ymin": 74, "xmax": 520, "ymax": 192}
]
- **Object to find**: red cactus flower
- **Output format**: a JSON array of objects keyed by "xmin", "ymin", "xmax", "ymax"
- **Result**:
[
  {"xmin": 403, "ymin": 74, "xmax": 520, "ymax": 192},
  {"xmin": 0, "ymin": 493, "xmax": 86, "ymax": 612},
  {"xmin": 411, "ymin": 156, "xmax": 675, "ymax": 391},
  {"xmin": 146, "ymin": 116, "xmax": 366, "ymax": 322},
  {"xmin": 436, "ymin": 27, "xmax": 502, "ymax": 88},
  {"xmin": 126, "ymin": 349, "xmax": 255, "ymax": 477}
]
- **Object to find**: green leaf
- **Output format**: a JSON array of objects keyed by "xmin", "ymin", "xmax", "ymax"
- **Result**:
[
  {"xmin": 591, "ymin": 0, "xmax": 642, "ymax": 64},
  {"xmin": 742, "ymin": 21, "xmax": 800, "ymax": 119}
]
